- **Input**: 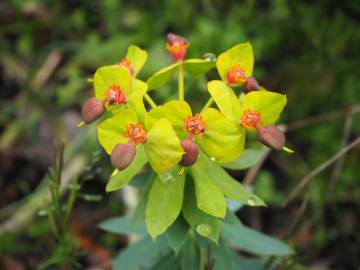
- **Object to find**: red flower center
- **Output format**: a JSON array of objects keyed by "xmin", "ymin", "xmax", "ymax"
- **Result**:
[
  {"xmin": 118, "ymin": 58, "xmax": 134, "ymax": 76},
  {"xmin": 107, "ymin": 84, "xmax": 126, "ymax": 106},
  {"xmin": 240, "ymin": 110, "xmax": 262, "ymax": 131},
  {"xmin": 184, "ymin": 115, "xmax": 206, "ymax": 137},
  {"xmin": 126, "ymin": 123, "xmax": 147, "ymax": 145},
  {"xmin": 227, "ymin": 65, "xmax": 247, "ymax": 85}
]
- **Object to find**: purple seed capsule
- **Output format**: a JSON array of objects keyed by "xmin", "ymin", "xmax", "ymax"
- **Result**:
[
  {"xmin": 110, "ymin": 143, "xmax": 136, "ymax": 170},
  {"xmin": 243, "ymin": 76, "xmax": 260, "ymax": 94},
  {"xmin": 179, "ymin": 139, "xmax": 199, "ymax": 167},
  {"xmin": 257, "ymin": 125, "xmax": 285, "ymax": 150},
  {"xmin": 81, "ymin": 97, "xmax": 105, "ymax": 123}
]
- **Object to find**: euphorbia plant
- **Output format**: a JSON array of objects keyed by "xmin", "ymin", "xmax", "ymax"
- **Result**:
[{"xmin": 82, "ymin": 35, "xmax": 294, "ymax": 269}]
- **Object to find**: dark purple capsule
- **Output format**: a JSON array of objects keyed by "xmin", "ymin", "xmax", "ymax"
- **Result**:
[
  {"xmin": 243, "ymin": 76, "xmax": 260, "ymax": 94},
  {"xmin": 110, "ymin": 143, "xmax": 136, "ymax": 170},
  {"xmin": 81, "ymin": 97, "xmax": 105, "ymax": 123},
  {"xmin": 179, "ymin": 139, "xmax": 199, "ymax": 167},
  {"xmin": 257, "ymin": 125, "xmax": 285, "ymax": 150}
]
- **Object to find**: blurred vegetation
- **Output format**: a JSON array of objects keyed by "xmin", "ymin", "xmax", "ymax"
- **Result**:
[{"xmin": 0, "ymin": 0, "xmax": 359, "ymax": 269}]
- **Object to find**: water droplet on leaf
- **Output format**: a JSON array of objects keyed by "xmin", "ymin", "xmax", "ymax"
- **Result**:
[
  {"xmin": 159, "ymin": 172, "xmax": 172, "ymax": 182},
  {"xmin": 247, "ymin": 197, "xmax": 256, "ymax": 206},
  {"xmin": 196, "ymin": 223, "xmax": 213, "ymax": 237}
]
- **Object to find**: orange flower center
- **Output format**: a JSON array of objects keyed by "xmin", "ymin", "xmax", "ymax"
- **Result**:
[
  {"xmin": 118, "ymin": 58, "xmax": 134, "ymax": 76},
  {"xmin": 107, "ymin": 84, "xmax": 126, "ymax": 106},
  {"xmin": 126, "ymin": 123, "xmax": 147, "ymax": 145},
  {"xmin": 240, "ymin": 110, "xmax": 262, "ymax": 130},
  {"xmin": 184, "ymin": 115, "xmax": 206, "ymax": 136},
  {"xmin": 227, "ymin": 65, "xmax": 247, "ymax": 85}
]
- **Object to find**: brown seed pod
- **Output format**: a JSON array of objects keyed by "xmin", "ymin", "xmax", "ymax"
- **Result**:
[
  {"xmin": 110, "ymin": 143, "xmax": 136, "ymax": 170},
  {"xmin": 81, "ymin": 97, "xmax": 105, "ymax": 123},
  {"xmin": 243, "ymin": 76, "xmax": 260, "ymax": 94},
  {"xmin": 257, "ymin": 125, "xmax": 285, "ymax": 150},
  {"xmin": 179, "ymin": 139, "xmax": 199, "ymax": 167}
]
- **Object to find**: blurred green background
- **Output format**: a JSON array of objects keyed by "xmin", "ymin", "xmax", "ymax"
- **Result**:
[{"xmin": 0, "ymin": 0, "xmax": 359, "ymax": 269}]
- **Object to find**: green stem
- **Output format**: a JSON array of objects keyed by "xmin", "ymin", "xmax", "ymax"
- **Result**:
[
  {"xmin": 76, "ymin": 121, "xmax": 85, "ymax": 128},
  {"xmin": 201, "ymin": 97, "xmax": 214, "ymax": 113},
  {"xmin": 144, "ymin": 93, "xmax": 157, "ymax": 108},
  {"xmin": 178, "ymin": 63, "xmax": 184, "ymax": 100}
]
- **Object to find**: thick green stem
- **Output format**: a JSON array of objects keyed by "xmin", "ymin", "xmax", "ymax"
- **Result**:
[
  {"xmin": 178, "ymin": 63, "xmax": 185, "ymax": 100},
  {"xmin": 144, "ymin": 93, "xmax": 157, "ymax": 108},
  {"xmin": 201, "ymin": 97, "xmax": 214, "ymax": 113}
]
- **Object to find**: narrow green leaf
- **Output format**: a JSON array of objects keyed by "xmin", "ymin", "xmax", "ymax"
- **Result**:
[
  {"xmin": 180, "ymin": 234, "xmax": 198, "ymax": 270},
  {"xmin": 165, "ymin": 215, "xmax": 189, "ymax": 254},
  {"xmin": 182, "ymin": 178, "xmax": 221, "ymax": 243},
  {"xmin": 145, "ymin": 100, "xmax": 192, "ymax": 139},
  {"xmin": 242, "ymin": 90, "xmax": 287, "ymax": 127},
  {"xmin": 190, "ymin": 162, "xmax": 227, "ymax": 218},
  {"xmin": 144, "ymin": 118, "xmax": 183, "ymax": 174},
  {"xmin": 213, "ymin": 240, "xmax": 236, "ymax": 270},
  {"xmin": 98, "ymin": 216, "xmax": 146, "ymax": 235},
  {"xmin": 131, "ymin": 175, "xmax": 154, "ymax": 227},
  {"xmin": 94, "ymin": 65, "xmax": 132, "ymax": 108},
  {"xmin": 126, "ymin": 45, "xmax": 148, "ymax": 76},
  {"xmin": 147, "ymin": 63, "xmax": 179, "ymax": 90},
  {"xmin": 97, "ymin": 108, "xmax": 138, "ymax": 154},
  {"xmin": 183, "ymin": 58, "xmax": 216, "ymax": 76},
  {"xmin": 222, "ymin": 149, "xmax": 265, "ymax": 170},
  {"xmin": 221, "ymin": 222, "xmax": 293, "ymax": 256},
  {"xmin": 113, "ymin": 236, "xmax": 171, "ymax": 270},
  {"xmin": 146, "ymin": 173, "xmax": 185, "ymax": 239},
  {"xmin": 197, "ymin": 108, "xmax": 244, "ymax": 163},
  {"xmin": 233, "ymin": 254, "xmax": 268, "ymax": 270},
  {"xmin": 216, "ymin": 42, "xmax": 254, "ymax": 83},
  {"xmin": 196, "ymin": 154, "xmax": 265, "ymax": 206},
  {"xmin": 106, "ymin": 145, "xmax": 148, "ymax": 192},
  {"xmin": 207, "ymin": 80, "xmax": 242, "ymax": 123}
]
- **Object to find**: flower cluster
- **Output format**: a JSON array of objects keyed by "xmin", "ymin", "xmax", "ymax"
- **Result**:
[{"xmin": 80, "ymin": 34, "xmax": 293, "ymax": 241}]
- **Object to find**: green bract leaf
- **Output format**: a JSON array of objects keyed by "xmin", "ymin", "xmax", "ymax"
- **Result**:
[
  {"xmin": 212, "ymin": 240, "xmax": 236, "ymax": 270},
  {"xmin": 97, "ymin": 108, "xmax": 137, "ymax": 154},
  {"xmin": 242, "ymin": 90, "xmax": 287, "ymax": 126},
  {"xmin": 207, "ymin": 80, "xmax": 242, "ymax": 123},
  {"xmin": 190, "ymin": 162, "xmax": 227, "ymax": 218},
  {"xmin": 183, "ymin": 58, "xmax": 216, "ymax": 76},
  {"xmin": 145, "ymin": 100, "xmax": 192, "ymax": 139},
  {"xmin": 126, "ymin": 45, "xmax": 147, "ymax": 76},
  {"xmin": 222, "ymin": 222, "xmax": 293, "ymax": 256},
  {"xmin": 197, "ymin": 108, "xmax": 244, "ymax": 163},
  {"xmin": 146, "ymin": 173, "xmax": 185, "ymax": 240},
  {"xmin": 127, "ymin": 90, "xmax": 146, "ymax": 124},
  {"xmin": 222, "ymin": 149, "xmax": 265, "ymax": 170},
  {"xmin": 94, "ymin": 65, "xmax": 132, "ymax": 108},
  {"xmin": 165, "ymin": 215, "xmax": 189, "ymax": 254},
  {"xmin": 106, "ymin": 145, "xmax": 148, "ymax": 192},
  {"xmin": 144, "ymin": 118, "xmax": 183, "ymax": 174},
  {"xmin": 182, "ymin": 178, "xmax": 221, "ymax": 243},
  {"xmin": 196, "ymin": 154, "xmax": 266, "ymax": 206},
  {"xmin": 216, "ymin": 42, "xmax": 254, "ymax": 83},
  {"xmin": 146, "ymin": 63, "xmax": 179, "ymax": 90},
  {"xmin": 180, "ymin": 235, "xmax": 198, "ymax": 270}
]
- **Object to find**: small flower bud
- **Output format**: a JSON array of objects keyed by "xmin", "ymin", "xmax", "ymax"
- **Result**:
[
  {"xmin": 110, "ymin": 143, "xmax": 136, "ymax": 170},
  {"xmin": 243, "ymin": 76, "xmax": 260, "ymax": 93},
  {"xmin": 179, "ymin": 139, "xmax": 199, "ymax": 167},
  {"xmin": 257, "ymin": 125, "xmax": 285, "ymax": 150},
  {"xmin": 81, "ymin": 97, "xmax": 106, "ymax": 123},
  {"xmin": 166, "ymin": 33, "xmax": 189, "ymax": 62}
]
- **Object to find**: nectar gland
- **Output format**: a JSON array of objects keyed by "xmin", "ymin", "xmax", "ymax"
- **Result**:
[
  {"xmin": 118, "ymin": 58, "xmax": 134, "ymax": 76},
  {"xmin": 227, "ymin": 65, "xmax": 247, "ymax": 85},
  {"xmin": 106, "ymin": 84, "xmax": 126, "ymax": 106},
  {"xmin": 184, "ymin": 115, "xmax": 206, "ymax": 139},
  {"xmin": 126, "ymin": 123, "xmax": 147, "ymax": 146},
  {"xmin": 240, "ymin": 110, "xmax": 263, "ymax": 131}
]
